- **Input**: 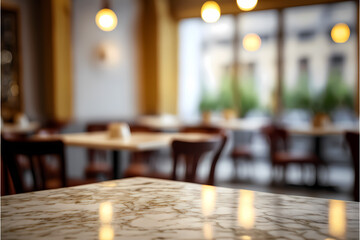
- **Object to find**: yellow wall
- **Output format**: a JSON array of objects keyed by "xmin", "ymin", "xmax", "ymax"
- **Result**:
[
  {"xmin": 52, "ymin": 0, "xmax": 73, "ymax": 121},
  {"xmin": 156, "ymin": 0, "xmax": 178, "ymax": 114},
  {"xmin": 139, "ymin": 0, "xmax": 178, "ymax": 115}
]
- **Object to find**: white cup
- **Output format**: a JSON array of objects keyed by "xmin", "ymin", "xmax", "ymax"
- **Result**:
[
  {"xmin": 14, "ymin": 113, "xmax": 30, "ymax": 127},
  {"xmin": 107, "ymin": 123, "xmax": 131, "ymax": 140}
]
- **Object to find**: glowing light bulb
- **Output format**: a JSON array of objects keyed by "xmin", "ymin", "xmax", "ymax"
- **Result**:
[
  {"xmin": 331, "ymin": 23, "xmax": 350, "ymax": 43},
  {"xmin": 95, "ymin": 8, "xmax": 118, "ymax": 32},
  {"xmin": 243, "ymin": 33, "xmax": 261, "ymax": 52},
  {"xmin": 237, "ymin": 0, "xmax": 258, "ymax": 11},
  {"xmin": 201, "ymin": 1, "xmax": 221, "ymax": 23}
]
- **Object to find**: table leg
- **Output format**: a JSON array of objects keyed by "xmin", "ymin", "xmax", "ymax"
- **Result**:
[
  {"xmin": 112, "ymin": 150, "xmax": 119, "ymax": 179},
  {"xmin": 314, "ymin": 136, "xmax": 322, "ymax": 186}
]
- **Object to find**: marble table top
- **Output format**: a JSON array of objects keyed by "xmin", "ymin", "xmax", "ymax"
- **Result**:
[{"xmin": 2, "ymin": 177, "xmax": 359, "ymax": 240}]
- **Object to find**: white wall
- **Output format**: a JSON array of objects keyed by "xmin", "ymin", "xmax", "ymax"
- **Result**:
[{"xmin": 72, "ymin": 0, "xmax": 139, "ymax": 121}]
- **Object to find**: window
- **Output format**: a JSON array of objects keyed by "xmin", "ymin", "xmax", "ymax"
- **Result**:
[
  {"xmin": 283, "ymin": 2, "xmax": 357, "ymax": 121},
  {"xmin": 178, "ymin": 2, "xmax": 358, "ymax": 122}
]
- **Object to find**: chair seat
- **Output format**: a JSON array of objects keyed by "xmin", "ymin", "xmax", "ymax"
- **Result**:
[
  {"xmin": 274, "ymin": 152, "xmax": 318, "ymax": 165},
  {"xmin": 124, "ymin": 162, "xmax": 151, "ymax": 178},
  {"xmin": 85, "ymin": 162, "xmax": 112, "ymax": 178},
  {"xmin": 231, "ymin": 146, "xmax": 252, "ymax": 159}
]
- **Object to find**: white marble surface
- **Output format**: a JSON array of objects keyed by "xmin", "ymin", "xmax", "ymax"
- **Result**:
[{"xmin": 2, "ymin": 177, "xmax": 359, "ymax": 240}]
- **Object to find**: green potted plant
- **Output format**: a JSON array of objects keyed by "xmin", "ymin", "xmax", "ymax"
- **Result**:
[
  {"xmin": 199, "ymin": 93, "xmax": 217, "ymax": 124},
  {"xmin": 218, "ymin": 75, "xmax": 237, "ymax": 120}
]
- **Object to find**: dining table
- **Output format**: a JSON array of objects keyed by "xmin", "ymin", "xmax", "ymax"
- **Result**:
[
  {"xmin": 2, "ymin": 177, "xmax": 359, "ymax": 239},
  {"xmin": 38, "ymin": 131, "xmax": 218, "ymax": 179},
  {"xmin": 287, "ymin": 123, "xmax": 359, "ymax": 162}
]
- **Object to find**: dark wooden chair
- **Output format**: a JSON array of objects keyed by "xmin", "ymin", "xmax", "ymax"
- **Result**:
[
  {"xmin": 230, "ymin": 132, "xmax": 254, "ymax": 180},
  {"xmin": 2, "ymin": 138, "xmax": 67, "ymax": 194},
  {"xmin": 2, "ymin": 136, "xmax": 96, "ymax": 194},
  {"xmin": 125, "ymin": 125, "xmax": 228, "ymax": 185},
  {"xmin": 345, "ymin": 131, "xmax": 359, "ymax": 201},
  {"xmin": 261, "ymin": 124, "xmax": 321, "ymax": 184},
  {"xmin": 85, "ymin": 123, "xmax": 112, "ymax": 179},
  {"xmin": 179, "ymin": 126, "xmax": 228, "ymax": 185}
]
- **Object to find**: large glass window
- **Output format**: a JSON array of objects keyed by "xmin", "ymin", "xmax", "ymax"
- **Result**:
[
  {"xmin": 282, "ymin": 2, "xmax": 357, "ymax": 124},
  {"xmin": 178, "ymin": 2, "xmax": 358, "ymax": 122},
  {"xmin": 178, "ymin": 16, "xmax": 235, "ymax": 120},
  {"xmin": 237, "ymin": 10, "xmax": 278, "ymax": 117}
]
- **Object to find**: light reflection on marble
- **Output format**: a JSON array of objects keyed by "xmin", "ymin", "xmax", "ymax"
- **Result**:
[
  {"xmin": 328, "ymin": 200, "xmax": 347, "ymax": 239},
  {"xmin": 1, "ymin": 177, "xmax": 359, "ymax": 240},
  {"xmin": 238, "ymin": 190, "xmax": 255, "ymax": 230}
]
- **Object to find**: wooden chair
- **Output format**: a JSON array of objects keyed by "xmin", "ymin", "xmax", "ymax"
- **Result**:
[
  {"xmin": 2, "ymin": 136, "xmax": 96, "ymax": 194},
  {"xmin": 179, "ymin": 126, "xmax": 228, "ymax": 185},
  {"xmin": 2, "ymin": 138, "xmax": 67, "ymax": 193},
  {"xmin": 125, "ymin": 125, "xmax": 228, "ymax": 185},
  {"xmin": 85, "ymin": 123, "xmax": 112, "ymax": 179},
  {"xmin": 230, "ymin": 132, "xmax": 254, "ymax": 180},
  {"xmin": 261, "ymin": 124, "xmax": 321, "ymax": 184},
  {"xmin": 345, "ymin": 131, "xmax": 359, "ymax": 201}
]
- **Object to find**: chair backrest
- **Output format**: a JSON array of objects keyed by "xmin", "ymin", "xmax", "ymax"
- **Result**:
[
  {"xmin": 345, "ymin": 131, "xmax": 359, "ymax": 201},
  {"xmin": 261, "ymin": 124, "xmax": 289, "ymax": 160},
  {"xmin": 1, "ymin": 137, "xmax": 66, "ymax": 193},
  {"xmin": 177, "ymin": 125, "xmax": 228, "ymax": 185}
]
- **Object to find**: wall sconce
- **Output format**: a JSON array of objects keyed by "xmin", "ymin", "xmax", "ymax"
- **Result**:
[
  {"xmin": 201, "ymin": 1, "xmax": 221, "ymax": 23},
  {"xmin": 95, "ymin": 0, "xmax": 118, "ymax": 32},
  {"xmin": 95, "ymin": 41, "xmax": 120, "ymax": 68}
]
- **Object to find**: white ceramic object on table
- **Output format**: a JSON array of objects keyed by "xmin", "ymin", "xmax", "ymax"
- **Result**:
[
  {"xmin": 14, "ymin": 113, "xmax": 30, "ymax": 128},
  {"xmin": 107, "ymin": 122, "xmax": 131, "ymax": 140}
]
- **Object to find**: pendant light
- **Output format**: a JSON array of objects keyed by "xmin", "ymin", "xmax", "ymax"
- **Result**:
[
  {"xmin": 201, "ymin": 1, "xmax": 221, "ymax": 23},
  {"xmin": 236, "ymin": 0, "xmax": 258, "ymax": 11},
  {"xmin": 95, "ymin": 0, "xmax": 118, "ymax": 32}
]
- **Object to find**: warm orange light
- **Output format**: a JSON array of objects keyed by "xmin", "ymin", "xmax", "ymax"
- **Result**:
[
  {"xmin": 99, "ymin": 202, "xmax": 113, "ymax": 224},
  {"xmin": 203, "ymin": 222, "xmax": 213, "ymax": 239},
  {"xmin": 331, "ymin": 23, "xmax": 350, "ymax": 43},
  {"xmin": 201, "ymin": 185, "xmax": 216, "ymax": 217},
  {"xmin": 328, "ymin": 200, "xmax": 346, "ymax": 239},
  {"xmin": 237, "ymin": 190, "xmax": 255, "ymax": 230},
  {"xmin": 243, "ymin": 33, "xmax": 261, "ymax": 52},
  {"xmin": 201, "ymin": 1, "xmax": 221, "ymax": 23},
  {"xmin": 95, "ymin": 8, "xmax": 118, "ymax": 31},
  {"xmin": 99, "ymin": 225, "xmax": 114, "ymax": 240},
  {"xmin": 237, "ymin": 0, "xmax": 258, "ymax": 11}
]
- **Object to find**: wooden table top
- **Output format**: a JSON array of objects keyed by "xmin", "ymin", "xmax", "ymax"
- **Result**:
[
  {"xmin": 2, "ymin": 122, "xmax": 40, "ymax": 134},
  {"xmin": 38, "ymin": 131, "xmax": 219, "ymax": 151}
]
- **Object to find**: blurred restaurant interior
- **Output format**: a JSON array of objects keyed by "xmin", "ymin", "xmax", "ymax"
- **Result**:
[{"xmin": 1, "ymin": 0, "xmax": 360, "ymax": 239}]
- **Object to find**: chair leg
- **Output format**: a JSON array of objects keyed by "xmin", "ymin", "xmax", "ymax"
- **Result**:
[
  {"xmin": 232, "ymin": 158, "xmax": 239, "ymax": 181},
  {"xmin": 283, "ymin": 165, "xmax": 287, "ymax": 183}
]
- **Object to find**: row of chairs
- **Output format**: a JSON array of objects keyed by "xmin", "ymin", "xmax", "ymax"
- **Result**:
[
  {"xmin": 2, "ymin": 123, "xmax": 358, "ymax": 201},
  {"xmin": 231, "ymin": 125, "xmax": 359, "ymax": 201},
  {"xmin": 232, "ymin": 125, "xmax": 322, "ymax": 183},
  {"xmin": 1, "ymin": 124, "xmax": 228, "ymax": 195}
]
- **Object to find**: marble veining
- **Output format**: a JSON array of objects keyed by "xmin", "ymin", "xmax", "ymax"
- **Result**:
[{"xmin": 1, "ymin": 177, "xmax": 359, "ymax": 240}]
